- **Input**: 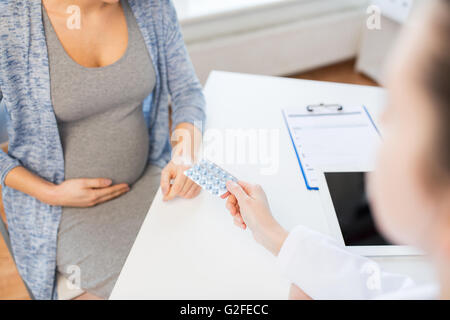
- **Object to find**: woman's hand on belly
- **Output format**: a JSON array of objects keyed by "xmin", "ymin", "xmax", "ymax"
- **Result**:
[
  {"xmin": 48, "ymin": 178, "xmax": 130, "ymax": 208},
  {"xmin": 5, "ymin": 166, "xmax": 130, "ymax": 208}
]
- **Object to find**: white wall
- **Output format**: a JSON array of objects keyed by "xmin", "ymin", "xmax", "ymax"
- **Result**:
[
  {"xmin": 356, "ymin": 15, "xmax": 402, "ymax": 84},
  {"xmin": 356, "ymin": 0, "xmax": 424, "ymax": 83},
  {"xmin": 177, "ymin": 0, "xmax": 369, "ymax": 83}
]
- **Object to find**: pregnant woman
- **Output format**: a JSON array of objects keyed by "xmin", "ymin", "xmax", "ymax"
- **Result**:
[{"xmin": 0, "ymin": 0, "xmax": 205, "ymax": 299}]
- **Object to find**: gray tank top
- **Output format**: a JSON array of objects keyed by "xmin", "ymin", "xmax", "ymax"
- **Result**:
[{"xmin": 43, "ymin": 0, "xmax": 156, "ymax": 185}]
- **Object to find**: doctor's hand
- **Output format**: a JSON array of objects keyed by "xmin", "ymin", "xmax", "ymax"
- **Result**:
[{"xmin": 224, "ymin": 181, "xmax": 288, "ymax": 256}]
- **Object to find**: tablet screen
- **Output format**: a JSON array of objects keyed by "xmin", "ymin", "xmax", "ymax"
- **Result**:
[{"xmin": 324, "ymin": 172, "xmax": 391, "ymax": 246}]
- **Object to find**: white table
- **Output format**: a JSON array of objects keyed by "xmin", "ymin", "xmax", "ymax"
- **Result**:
[{"xmin": 111, "ymin": 71, "xmax": 436, "ymax": 299}]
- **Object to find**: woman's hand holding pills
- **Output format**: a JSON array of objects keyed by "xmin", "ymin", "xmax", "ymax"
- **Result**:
[
  {"xmin": 224, "ymin": 181, "xmax": 288, "ymax": 256},
  {"xmin": 161, "ymin": 122, "xmax": 202, "ymax": 201},
  {"xmin": 161, "ymin": 160, "xmax": 201, "ymax": 201}
]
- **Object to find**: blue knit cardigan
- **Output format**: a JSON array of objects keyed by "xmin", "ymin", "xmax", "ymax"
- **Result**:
[{"xmin": 0, "ymin": 0, "xmax": 206, "ymax": 299}]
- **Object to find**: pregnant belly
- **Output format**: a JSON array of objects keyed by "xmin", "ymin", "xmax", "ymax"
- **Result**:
[{"xmin": 60, "ymin": 109, "xmax": 150, "ymax": 186}]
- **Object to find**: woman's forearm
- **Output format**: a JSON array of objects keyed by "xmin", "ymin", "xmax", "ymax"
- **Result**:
[
  {"xmin": 4, "ymin": 166, "xmax": 55, "ymax": 204},
  {"xmin": 171, "ymin": 122, "xmax": 202, "ymax": 163}
]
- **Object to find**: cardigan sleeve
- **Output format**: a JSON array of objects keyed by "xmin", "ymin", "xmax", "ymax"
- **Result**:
[
  {"xmin": 163, "ymin": 0, "xmax": 206, "ymax": 132},
  {"xmin": 0, "ymin": 91, "xmax": 22, "ymax": 188}
]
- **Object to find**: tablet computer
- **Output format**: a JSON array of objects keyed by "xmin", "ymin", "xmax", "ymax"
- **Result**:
[{"xmin": 318, "ymin": 170, "xmax": 422, "ymax": 256}]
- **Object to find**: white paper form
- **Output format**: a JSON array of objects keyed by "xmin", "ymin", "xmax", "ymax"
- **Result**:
[{"xmin": 282, "ymin": 105, "xmax": 381, "ymax": 190}]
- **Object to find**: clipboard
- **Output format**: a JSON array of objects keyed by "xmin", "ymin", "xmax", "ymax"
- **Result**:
[{"xmin": 282, "ymin": 104, "xmax": 381, "ymax": 191}]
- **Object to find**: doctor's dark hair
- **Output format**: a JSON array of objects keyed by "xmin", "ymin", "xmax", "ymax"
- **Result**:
[{"xmin": 426, "ymin": 0, "xmax": 450, "ymax": 176}]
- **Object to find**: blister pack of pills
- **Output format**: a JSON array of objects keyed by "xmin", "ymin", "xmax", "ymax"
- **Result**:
[{"xmin": 184, "ymin": 159, "xmax": 238, "ymax": 196}]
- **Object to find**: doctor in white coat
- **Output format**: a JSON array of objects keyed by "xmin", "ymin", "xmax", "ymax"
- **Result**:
[{"xmin": 223, "ymin": 0, "xmax": 450, "ymax": 300}]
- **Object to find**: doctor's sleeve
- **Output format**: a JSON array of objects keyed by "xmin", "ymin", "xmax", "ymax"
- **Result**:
[
  {"xmin": 277, "ymin": 225, "xmax": 416, "ymax": 300},
  {"xmin": 0, "ymin": 88, "xmax": 21, "ymax": 188}
]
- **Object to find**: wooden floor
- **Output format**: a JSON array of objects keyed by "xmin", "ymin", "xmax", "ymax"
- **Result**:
[
  {"xmin": 289, "ymin": 59, "xmax": 378, "ymax": 87},
  {"xmin": 0, "ymin": 204, "xmax": 30, "ymax": 300},
  {"xmin": 0, "ymin": 58, "xmax": 378, "ymax": 300}
]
